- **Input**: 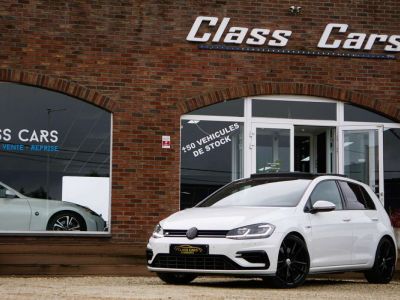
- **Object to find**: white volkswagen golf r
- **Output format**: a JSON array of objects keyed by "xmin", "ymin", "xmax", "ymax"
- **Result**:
[{"xmin": 147, "ymin": 173, "xmax": 398, "ymax": 288}]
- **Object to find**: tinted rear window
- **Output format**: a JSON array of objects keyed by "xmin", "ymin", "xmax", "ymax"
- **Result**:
[
  {"xmin": 360, "ymin": 186, "xmax": 376, "ymax": 210},
  {"xmin": 339, "ymin": 181, "xmax": 375, "ymax": 210}
]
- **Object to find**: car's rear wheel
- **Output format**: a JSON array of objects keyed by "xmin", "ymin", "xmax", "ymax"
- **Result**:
[
  {"xmin": 265, "ymin": 234, "xmax": 309, "ymax": 288},
  {"xmin": 364, "ymin": 237, "xmax": 396, "ymax": 284},
  {"xmin": 156, "ymin": 272, "xmax": 197, "ymax": 285},
  {"xmin": 46, "ymin": 211, "xmax": 87, "ymax": 231}
]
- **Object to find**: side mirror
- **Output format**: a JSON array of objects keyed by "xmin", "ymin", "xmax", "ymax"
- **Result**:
[
  {"xmin": 5, "ymin": 189, "xmax": 17, "ymax": 199},
  {"xmin": 311, "ymin": 200, "xmax": 336, "ymax": 214}
]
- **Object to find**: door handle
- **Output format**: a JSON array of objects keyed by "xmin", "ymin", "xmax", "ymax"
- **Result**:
[
  {"xmin": 371, "ymin": 218, "xmax": 379, "ymax": 222},
  {"xmin": 342, "ymin": 218, "xmax": 351, "ymax": 222}
]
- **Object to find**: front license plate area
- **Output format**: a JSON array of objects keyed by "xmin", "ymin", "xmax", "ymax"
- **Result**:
[{"xmin": 170, "ymin": 244, "xmax": 209, "ymax": 255}]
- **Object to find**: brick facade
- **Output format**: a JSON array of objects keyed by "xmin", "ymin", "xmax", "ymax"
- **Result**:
[{"xmin": 0, "ymin": 1, "xmax": 398, "ymax": 274}]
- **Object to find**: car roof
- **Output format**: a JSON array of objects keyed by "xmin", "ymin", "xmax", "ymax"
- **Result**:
[{"xmin": 250, "ymin": 172, "xmax": 347, "ymax": 180}]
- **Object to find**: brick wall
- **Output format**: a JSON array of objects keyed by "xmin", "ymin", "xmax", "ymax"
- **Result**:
[{"xmin": 0, "ymin": 0, "xmax": 398, "ymax": 273}]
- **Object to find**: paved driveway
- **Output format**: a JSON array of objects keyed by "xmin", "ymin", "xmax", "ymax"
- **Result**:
[{"xmin": 0, "ymin": 276, "xmax": 398, "ymax": 299}]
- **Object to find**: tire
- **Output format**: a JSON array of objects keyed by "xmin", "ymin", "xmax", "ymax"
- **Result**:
[
  {"xmin": 46, "ymin": 211, "xmax": 87, "ymax": 231},
  {"xmin": 156, "ymin": 273, "xmax": 197, "ymax": 285},
  {"xmin": 265, "ymin": 234, "xmax": 310, "ymax": 288},
  {"xmin": 364, "ymin": 237, "xmax": 396, "ymax": 284}
]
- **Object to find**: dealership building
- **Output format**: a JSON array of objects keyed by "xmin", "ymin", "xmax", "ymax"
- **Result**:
[{"xmin": 0, "ymin": 1, "xmax": 399, "ymax": 274}]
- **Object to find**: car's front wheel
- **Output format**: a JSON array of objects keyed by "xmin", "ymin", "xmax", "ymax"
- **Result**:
[
  {"xmin": 156, "ymin": 272, "xmax": 197, "ymax": 285},
  {"xmin": 364, "ymin": 237, "xmax": 396, "ymax": 284},
  {"xmin": 46, "ymin": 211, "xmax": 87, "ymax": 231},
  {"xmin": 265, "ymin": 234, "xmax": 310, "ymax": 288}
]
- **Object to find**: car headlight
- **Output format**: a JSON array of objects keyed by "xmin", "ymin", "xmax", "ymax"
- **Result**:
[
  {"xmin": 152, "ymin": 223, "xmax": 163, "ymax": 238},
  {"xmin": 226, "ymin": 223, "xmax": 275, "ymax": 240}
]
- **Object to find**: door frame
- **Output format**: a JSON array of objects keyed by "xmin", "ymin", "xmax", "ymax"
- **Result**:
[{"xmin": 337, "ymin": 125, "xmax": 384, "ymax": 203}]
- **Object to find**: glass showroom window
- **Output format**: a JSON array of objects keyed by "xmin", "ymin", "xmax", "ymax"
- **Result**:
[
  {"xmin": 252, "ymin": 99, "xmax": 336, "ymax": 120},
  {"xmin": 383, "ymin": 128, "xmax": 400, "ymax": 228},
  {"xmin": 181, "ymin": 96, "xmax": 400, "ymax": 228},
  {"xmin": 181, "ymin": 120, "xmax": 243, "ymax": 209},
  {"xmin": 0, "ymin": 83, "xmax": 111, "ymax": 234}
]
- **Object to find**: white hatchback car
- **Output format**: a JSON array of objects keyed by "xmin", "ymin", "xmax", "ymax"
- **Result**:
[{"xmin": 147, "ymin": 173, "xmax": 398, "ymax": 288}]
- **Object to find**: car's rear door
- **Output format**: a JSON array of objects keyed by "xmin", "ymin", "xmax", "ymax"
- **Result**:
[
  {"xmin": 307, "ymin": 180, "xmax": 353, "ymax": 267},
  {"xmin": 337, "ymin": 181, "xmax": 379, "ymax": 265}
]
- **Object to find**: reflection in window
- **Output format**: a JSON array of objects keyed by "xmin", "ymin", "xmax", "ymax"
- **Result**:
[
  {"xmin": 343, "ymin": 129, "xmax": 379, "ymax": 191},
  {"xmin": 252, "ymin": 100, "xmax": 336, "ymax": 120},
  {"xmin": 338, "ymin": 181, "xmax": 375, "ymax": 210},
  {"xmin": 339, "ymin": 181, "xmax": 367, "ymax": 210},
  {"xmin": 344, "ymin": 103, "xmax": 394, "ymax": 123},
  {"xmin": 0, "ymin": 186, "xmax": 6, "ymax": 198},
  {"xmin": 256, "ymin": 128, "xmax": 290, "ymax": 173},
  {"xmin": 310, "ymin": 180, "xmax": 343, "ymax": 210},
  {"xmin": 384, "ymin": 128, "xmax": 400, "ymax": 227},
  {"xmin": 0, "ymin": 83, "xmax": 111, "ymax": 233},
  {"xmin": 180, "ymin": 120, "xmax": 243, "ymax": 209},
  {"xmin": 199, "ymin": 179, "xmax": 310, "ymax": 208}
]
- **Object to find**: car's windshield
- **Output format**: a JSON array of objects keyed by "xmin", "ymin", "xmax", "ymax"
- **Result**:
[{"xmin": 197, "ymin": 179, "xmax": 311, "ymax": 207}]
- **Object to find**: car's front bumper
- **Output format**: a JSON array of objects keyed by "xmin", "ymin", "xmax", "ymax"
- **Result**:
[
  {"xmin": 84, "ymin": 214, "xmax": 107, "ymax": 231},
  {"xmin": 147, "ymin": 234, "xmax": 281, "ymax": 275}
]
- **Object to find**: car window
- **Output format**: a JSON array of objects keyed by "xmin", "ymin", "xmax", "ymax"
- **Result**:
[
  {"xmin": 0, "ymin": 185, "xmax": 18, "ymax": 199},
  {"xmin": 339, "ymin": 181, "xmax": 375, "ymax": 210},
  {"xmin": 310, "ymin": 180, "xmax": 343, "ymax": 210},
  {"xmin": 360, "ymin": 186, "xmax": 376, "ymax": 210},
  {"xmin": 0, "ymin": 185, "xmax": 6, "ymax": 198}
]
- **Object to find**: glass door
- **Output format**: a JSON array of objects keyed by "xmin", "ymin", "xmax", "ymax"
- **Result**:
[
  {"xmin": 250, "ymin": 123, "xmax": 294, "ymax": 174},
  {"xmin": 338, "ymin": 126, "xmax": 384, "ymax": 203}
]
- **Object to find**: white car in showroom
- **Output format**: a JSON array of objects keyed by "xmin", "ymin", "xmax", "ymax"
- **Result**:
[
  {"xmin": 147, "ymin": 173, "xmax": 397, "ymax": 288},
  {"xmin": 0, "ymin": 181, "xmax": 106, "ymax": 232}
]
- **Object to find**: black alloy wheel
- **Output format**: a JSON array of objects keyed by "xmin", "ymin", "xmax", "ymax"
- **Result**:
[
  {"xmin": 157, "ymin": 272, "xmax": 197, "ymax": 285},
  {"xmin": 365, "ymin": 237, "xmax": 396, "ymax": 284},
  {"xmin": 265, "ymin": 234, "xmax": 310, "ymax": 288}
]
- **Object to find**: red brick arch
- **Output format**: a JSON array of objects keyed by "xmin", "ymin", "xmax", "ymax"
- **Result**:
[
  {"xmin": 179, "ymin": 82, "xmax": 399, "ymax": 122},
  {"xmin": 0, "ymin": 69, "xmax": 117, "ymax": 112}
]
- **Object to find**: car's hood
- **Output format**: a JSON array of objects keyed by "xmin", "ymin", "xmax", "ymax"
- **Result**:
[
  {"xmin": 25, "ymin": 197, "xmax": 82, "ymax": 210},
  {"xmin": 161, "ymin": 206, "xmax": 296, "ymax": 230}
]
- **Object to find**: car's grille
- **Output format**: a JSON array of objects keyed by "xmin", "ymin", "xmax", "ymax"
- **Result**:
[
  {"xmin": 163, "ymin": 229, "xmax": 228, "ymax": 238},
  {"xmin": 151, "ymin": 254, "xmax": 240, "ymax": 270},
  {"xmin": 150, "ymin": 254, "xmax": 268, "ymax": 270}
]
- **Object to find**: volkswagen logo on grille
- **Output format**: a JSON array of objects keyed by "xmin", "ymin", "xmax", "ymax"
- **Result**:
[{"xmin": 186, "ymin": 227, "xmax": 198, "ymax": 240}]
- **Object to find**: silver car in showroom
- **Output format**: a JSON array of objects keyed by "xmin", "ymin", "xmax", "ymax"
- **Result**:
[{"xmin": 0, "ymin": 181, "xmax": 106, "ymax": 232}]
